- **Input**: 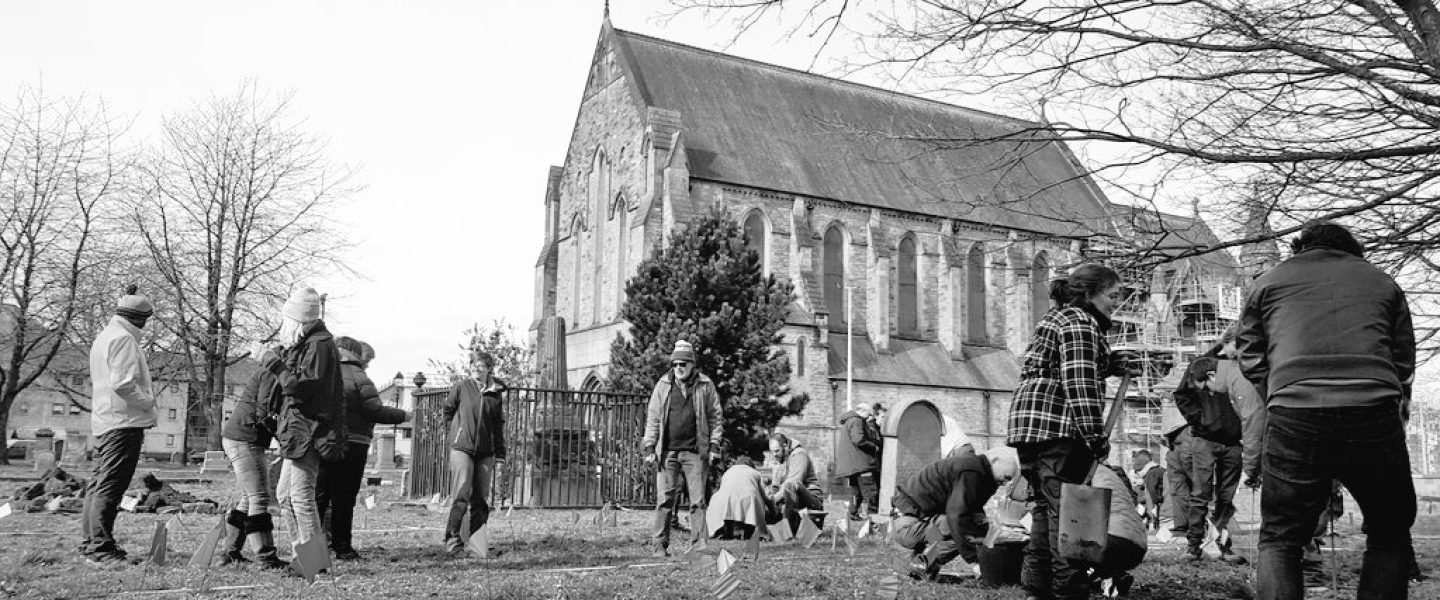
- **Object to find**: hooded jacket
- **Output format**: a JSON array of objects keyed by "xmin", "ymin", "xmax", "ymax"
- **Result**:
[
  {"xmin": 641, "ymin": 371, "xmax": 723, "ymax": 461},
  {"xmin": 1236, "ymin": 247, "xmax": 1415, "ymax": 401},
  {"xmin": 338, "ymin": 351, "xmax": 407, "ymax": 446},
  {"xmin": 1172, "ymin": 374, "xmax": 1242, "ymax": 446},
  {"xmin": 443, "ymin": 376, "xmax": 507, "ymax": 458},
  {"xmin": 834, "ymin": 409, "xmax": 880, "ymax": 478},
  {"xmin": 89, "ymin": 316, "xmax": 158, "ymax": 437},
  {"xmin": 265, "ymin": 320, "xmax": 346, "ymax": 459}
]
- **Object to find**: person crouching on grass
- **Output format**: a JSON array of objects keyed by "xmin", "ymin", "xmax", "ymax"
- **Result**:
[{"xmin": 890, "ymin": 447, "xmax": 1019, "ymax": 581}]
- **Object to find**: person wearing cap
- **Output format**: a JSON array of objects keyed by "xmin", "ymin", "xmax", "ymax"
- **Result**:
[
  {"xmin": 80, "ymin": 286, "xmax": 159, "ymax": 564},
  {"xmin": 1172, "ymin": 356, "xmax": 1246, "ymax": 564},
  {"xmin": 316, "ymin": 337, "xmax": 408, "ymax": 560},
  {"xmin": 641, "ymin": 339, "xmax": 724, "ymax": 557},
  {"xmin": 262, "ymin": 286, "xmax": 345, "ymax": 559},
  {"xmin": 439, "ymin": 349, "xmax": 507, "ymax": 554}
]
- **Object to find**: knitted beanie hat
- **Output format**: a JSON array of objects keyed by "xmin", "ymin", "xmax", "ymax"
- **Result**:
[
  {"xmin": 116, "ymin": 285, "xmax": 154, "ymax": 320},
  {"xmin": 283, "ymin": 287, "xmax": 322, "ymax": 322},
  {"xmin": 670, "ymin": 340, "xmax": 696, "ymax": 363}
]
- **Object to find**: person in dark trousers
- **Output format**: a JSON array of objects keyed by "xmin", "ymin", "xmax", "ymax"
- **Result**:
[
  {"xmin": 1088, "ymin": 464, "xmax": 1149, "ymax": 596},
  {"xmin": 641, "ymin": 340, "xmax": 724, "ymax": 557},
  {"xmin": 1006, "ymin": 264, "xmax": 1130, "ymax": 600},
  {"xmin": 80, "ymin": 286, "xmax": 158, "ymax": 565},
  {"xmin": 219, "ymin": 346, "xmax": 288, "ymax": 569},
  {"xmin": 891, "ymin": 447, "xmax": 1018, "ymax": 581},
  {"xmin": 1236, "ymin": 221, "xmax": 1416, "ymax": 600},
  {"xmin": 1172, "ymin": 356, "xmax": 1246, "ymax": 564},
  {"xmin": 317, "ymin": 337, "xmax": 408, "ymax": 560},
  {"xmin": 835, "ymin": 403, "xmax": 880, "ymax": 521},
  {"xmin": 440, "ymin": 351, "xmax": 506, "ymax": 554},
  {"xmin": 1129, "ymin": 449, "xmax": 1164, "ymax": 532},
  {"xmin": 767, "ymin": 433, "xmax": 823, "ymax": 535},
  {"xmin": 1163, "ymin": 422, "xmax": 1194, "ymax": 541}
]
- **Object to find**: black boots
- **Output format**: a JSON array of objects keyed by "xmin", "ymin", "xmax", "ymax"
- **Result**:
[
  {"xmin": 217, "ymin": 510, "xmax": 251, "ymax": 565},
  {"xmin": 243, "ymin": 513, "xmax": 289, "ymax": 570}
]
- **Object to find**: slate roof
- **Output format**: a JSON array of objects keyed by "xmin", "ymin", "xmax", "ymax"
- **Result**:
[
  {"xmin": 1109, "ymin": 205, "xmax": 1241, "ymax": 274},
  {"xmin": 826, "ymin": 334, "xmax": 1020, "ymax": 392},
  {"xmin": 612, "ymin": 28, "xmax": 1117, "ymax": 237}
]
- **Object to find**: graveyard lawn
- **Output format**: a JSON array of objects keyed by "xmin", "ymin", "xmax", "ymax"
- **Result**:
[{"xmin": 1, "ymin": 470, "xmax": 1439, "ymax": 599}]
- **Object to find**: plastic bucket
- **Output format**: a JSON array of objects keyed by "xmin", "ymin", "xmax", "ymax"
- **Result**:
[{"xmin": 978, "ymin": 541, "xmax": 1026, "ymax": 587}]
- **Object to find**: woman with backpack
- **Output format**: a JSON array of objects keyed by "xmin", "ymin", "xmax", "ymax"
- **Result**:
[
  {"xmin": 260, "ymin": 286, "xmax": 346, "ymax": 562},
  {"xmin": 217, "ymin": 347, "xmax": 289, "ymax": 569}
]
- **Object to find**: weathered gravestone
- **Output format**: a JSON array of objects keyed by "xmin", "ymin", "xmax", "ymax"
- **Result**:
[{"xmin": 877, "ymin": 399, "xmax": 943, "ymax": 515}]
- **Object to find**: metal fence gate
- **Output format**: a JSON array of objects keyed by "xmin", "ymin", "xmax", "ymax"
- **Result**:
[{"xmin": 406, "ymin": 386, "xmax": 653, "ymax": 508}]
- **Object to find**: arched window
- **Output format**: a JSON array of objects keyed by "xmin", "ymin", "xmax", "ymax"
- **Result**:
[
  {"xmin": 590, "ymin": 150, "xmax": 610, "ymax": 324},
  {"xmin": 898, "ymin": 236, "xmax": 918, "ymax": 337},
  {"xmin": 581, "ymin": 373, "xmax": 603, "ymax": 393},
  {"xmin": 743, "ymin": 210, "xmax": 766, "ymax": 271},
  {"xmin": 1031, "ymin": 253, "xmax": 1050, "ymax": 327},
  {"xmin": 570, "ymin": 214, "xmax": 585, "ymax": 326},
  {"xmin": 967, "ymin": 245, "xmax": 987, "ymax": 342},
  {"xmin": 615, "ymin": 195, "xmax": 628, "ymax": 314},
  {"xmin": 796, "ymin": 337, "xmax": 807, "ymax": 376},
  {"xmin": 823, "ymin": 226, "xmax": 847, "ymax": 331}
]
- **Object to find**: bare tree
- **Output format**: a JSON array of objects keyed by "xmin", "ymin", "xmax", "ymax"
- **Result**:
[
  {"xmin": 135, "ymin": 83, "xmax": 356, "ymax": 451},
  {"xmin": 0, "ymin": 88, "xmax": 131, "ymax": 463},
  {"xmin": 678, "ymin": 0, "xmax": 1440, "ymax": 353}
]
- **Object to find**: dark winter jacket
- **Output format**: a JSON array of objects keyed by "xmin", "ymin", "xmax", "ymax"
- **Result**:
[
  {"xmin": 892, "ymin": 453, "xmax": 998, "ymax": 563},
  {"xmin": 265, "ymin": 320, "xmax": 346, "ymax": 459},
  {"xmin": 443, "ymin": 377, "xmax": 507, "ymax": 459},
  {"xmin": 339, "ymin": 357, "xmax": 407, "ymax": 446},
  {"xmin": 1172, "ymin": 376, "xmax": 1242, "ymax": 446},
  {"xmin": 1236, "ymin": 248, "xmax": 1415, "ymax": 401},
  {"xmin": 834, "ymin": 410, "xmax": 880, "ymax": 478},
  {"xmin": 221, "ymin": 367, "xmax": 282, "ymax": 447}
]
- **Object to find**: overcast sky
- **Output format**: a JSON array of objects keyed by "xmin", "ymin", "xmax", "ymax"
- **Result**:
[
  {"xmin": 6, "ymin": 1, "xmax": 1434, "ymax": 398},
  {"xmin": 0, "ymin": 0, "xmax": 860, "ymax": 385}
]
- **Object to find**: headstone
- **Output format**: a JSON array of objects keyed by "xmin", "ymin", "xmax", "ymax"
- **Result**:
[
  {"xmin": 33, "ymin": 451, "xmax": 57, "ymax": 473},
  {"xmin": 375, "ymin": 432, "xmax": 396, "ymax": 469},
  {"xmin": 877, "ymin": 400, "xmax": 943, "ymax": 515},
  {"xmin": 199, "ymin": 451, "xmax": 231, "ymax": 474}
]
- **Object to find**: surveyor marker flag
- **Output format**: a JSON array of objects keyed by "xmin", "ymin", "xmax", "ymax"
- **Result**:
[
  {"xmin": 365, "ymin": 495, "xmax": 377, "ymax": 510},
  {"xmin": 467, "ymin": 525, "xmax": 490, "ymax": 558},
  {"xmin": 877, "ymin": 574, "xmax": 900, "ymax": 599},
  {"xmin": 716, "ymin": 549, "xmax": 737, "ymax": 575},
  {"xmin": 120, "ymin": 495, "xmax": 140, "ymax": 512},
  {"xmin": 711, "ymin": 569, "xmax": 740, "ymax": 599},
  {"xmin": 0, "ymin": 502, "xmax": 11, "ymax": 519},
  {"xmin": 797, "ymin": 516, "xmax": 822, "ymax": 548},
  {"xmin": 293, "ymin": 533, "xmax": 330, "ymax": 581},
  {"xmin": 188, "ymin": 518, "xmax": 225, "ymax": 568},
  {"xmin": 770, "ymin": 521, "xmax": 793, "ymax": 542},
  {"xmin": 148, "ymin": 519, "xmax": 169, "ymax": 565}
]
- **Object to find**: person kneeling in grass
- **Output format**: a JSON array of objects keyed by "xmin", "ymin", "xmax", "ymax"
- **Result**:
[
  {"xmin": 1087, "ymin": 464, "xmax": 1149, "ymax": 597},
  {"xmin": 891, "ymin": 447, "xmax": 1019, "ymax": 581}
]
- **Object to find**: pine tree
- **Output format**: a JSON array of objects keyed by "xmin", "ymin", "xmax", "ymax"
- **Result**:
[{"xmin": 609, "ymin": 208, "xmax": 808, "ymax": 458}]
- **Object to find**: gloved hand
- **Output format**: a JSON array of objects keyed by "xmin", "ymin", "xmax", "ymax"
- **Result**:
[
  {"xmin": 709, "ymin": 451, "xmax": 723, "ymax": 464},
  {"xmin": 1244, "ymin": 474, "xmax": 1261, "ymax": 489},
  {"xmin": 1108, "ymin": 350, "xmax": 1141, "ymax": 377},
  {"xmin": 1089, "ymin": 437, "xmax": 1111, "ymax": 462}
]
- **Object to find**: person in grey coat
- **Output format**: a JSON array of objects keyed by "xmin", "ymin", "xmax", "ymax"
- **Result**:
[{"xmin": 834, "ymin": 403, "xmax": 880, "ymax": 521}]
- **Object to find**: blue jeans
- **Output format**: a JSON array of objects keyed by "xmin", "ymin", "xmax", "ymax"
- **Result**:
[
  {"xmin": 223, "ymin": 438, "xmax": 274, "ymax": 516},
  {"xmin": 1256, "ymin": 406, "xmax": 1415, "ymax": 600},
  {"xmin": 277, "ymin": 449, "xmax": 322, "ymax": 547},
  {"xmin": 80, "ymin": 428, "xmax": 145, "ymax": 555},
  {"xmin": 443, "ymin": 451, "xmax": 495, "ymax": 547},
  {"xmin": 653, "ymin": 450, "xmax": 708, "ymax": 546}
]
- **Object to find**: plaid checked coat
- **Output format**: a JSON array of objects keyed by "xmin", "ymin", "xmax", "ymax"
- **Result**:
[{"xmin": 1006, "ymin": 305, "xmax": 1112, "ymax": 446}]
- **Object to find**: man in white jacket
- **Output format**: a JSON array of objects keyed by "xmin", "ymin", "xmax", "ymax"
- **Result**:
[{"xmin": 80, "ymin": 286, "xmax": 158, "ymax": 564}]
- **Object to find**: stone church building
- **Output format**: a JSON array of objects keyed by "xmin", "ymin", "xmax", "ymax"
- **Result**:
[{"xmin": 530, "ymin": 19, "xmax": 1202, "ymax": 488}]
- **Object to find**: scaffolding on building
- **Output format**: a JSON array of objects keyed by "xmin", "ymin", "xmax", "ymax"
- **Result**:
[{"xmin": 1090, "ymin": 208, "xmax": 1248, "ymax": 463}]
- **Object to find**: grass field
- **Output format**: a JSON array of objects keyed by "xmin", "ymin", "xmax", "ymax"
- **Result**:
[{"xmin": 1, "ymin": 464, "xmax": 1437, "ymax": 599}]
